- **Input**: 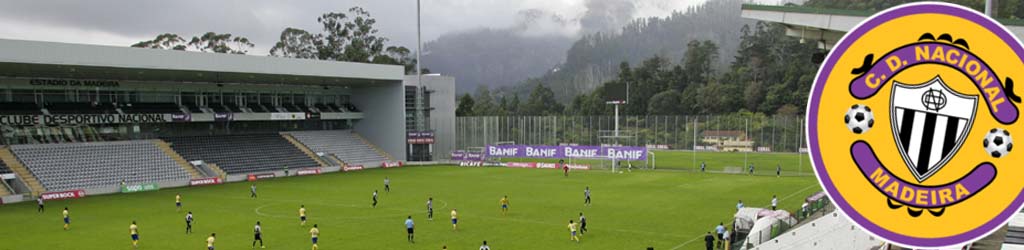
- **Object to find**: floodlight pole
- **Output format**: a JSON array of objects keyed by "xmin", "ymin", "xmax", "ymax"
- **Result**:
[{"xmin": 415, "ymin": 0, "xmax": 424, "ymax": 132}]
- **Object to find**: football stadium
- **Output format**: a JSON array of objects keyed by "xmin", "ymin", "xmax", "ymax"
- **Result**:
[{"xmin": 2, "ymin": 1, "xmax": 1024, "ymax": 250}]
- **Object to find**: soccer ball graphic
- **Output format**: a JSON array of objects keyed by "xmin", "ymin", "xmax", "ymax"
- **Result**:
[
  {"xmin": 983, "ymin": 128, "xmax": 1013, "ymax": 158},
  {"xmin": 844, "ymin": 104, "xmax": 874, "ymax": 134}
]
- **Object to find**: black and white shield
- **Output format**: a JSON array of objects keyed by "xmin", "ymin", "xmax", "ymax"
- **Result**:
[{"xmin": 890, "ymin": 76, "xmax": 977, "ymax": 182}]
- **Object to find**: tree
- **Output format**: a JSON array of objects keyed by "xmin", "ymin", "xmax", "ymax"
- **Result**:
[
  {"xmin": 647, "ymin": 90, "xmax": 682, "ymax": 115},
  {"xmin": 131, "ymin": 33, "xmax": 188, "ymax": 50},
  {"xmin": 522, "ymin": 83, "xmax": 565, "ymax": 115},
  {"xmin": 507, "ymin": 94, "xmax": 521, "ymax": 115},
  {"xmin": 270, "ymin": 7, "xmax": 416, "ymax": 71},
  {"xmin": 456, "ymin": 94, "xmax": 475, "ymax": 116},
  {"xmin": 472, "ymin": 87, "xmax": 500, "ymax": 115},
  {"xmin": 270, "ymin": 28, "xmax": 318, "ymax": 59},
  {"xmin": 682, "ymin": 40, "xmax": 719, "ymax": 86},
  {"xmin": 188, "ymin": 32, "xmax": 254, "ymax": 54}
]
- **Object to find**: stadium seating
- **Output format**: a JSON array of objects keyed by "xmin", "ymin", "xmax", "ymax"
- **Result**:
[
  {"xmin": 285, "ymin": 130, "xmax": 389, "ymax": 166},
  {"xmin": 10, "ymin": 140, "xmax": 192, "ymax": 191},
  {"xmin": 314, "ymin": 103, "xmax": 337, "ymax": 112},
  {"xmin": 0, "ymin": 157, "xmax": 11, "ymax": 175},
  {"xmin": 122, "ymin": 103, "xmax": 183, "ymax": 114},
  {"xmin": 163, "ymin": 134, "xmax": 319, "ymax": 174},
  {"xmin": 0, "ymin": 102, "xmax": 42, "ymax": 114},
  {"xmin": 45, "ymin": 102, "xmax": 118, "ymax": 114},
  {"xmin": 245, "ymin": 103, "xmax": 267, "ymax": 112}
]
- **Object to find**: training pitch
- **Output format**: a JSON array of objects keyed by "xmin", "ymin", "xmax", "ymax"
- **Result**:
[{"xmin": 0, "ymin": 165, "xmax": 819, "ymax": 249}]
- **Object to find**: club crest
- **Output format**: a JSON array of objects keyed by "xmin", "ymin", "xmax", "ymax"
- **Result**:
[{"xmin": 807, "ymin": 2, "xmax": 1024, "ymax": 248}]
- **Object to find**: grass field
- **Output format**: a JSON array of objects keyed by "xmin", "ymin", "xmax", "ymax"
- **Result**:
[
  {"xmin": 0, "ymin": 166, "xmax": 820, "ymax": 249},
  {"xmin": 501, "ymin": 150, "xmax": 813, "ymax": 174}
]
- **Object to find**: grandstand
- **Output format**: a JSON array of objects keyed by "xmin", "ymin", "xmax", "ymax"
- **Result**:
[
  {"xmin": 9, "ymin": 140, "xmax": 193, "ymax": 191},
  {"xmin": 284, "ymin": 130, "xmax": 391, "ymax": 167},
  {"xmin": 163, "ymin": 134, "xmax": 320, "ymax": 174},
  {"xmin": 0, "ymin": 38, "xmax": 428, "ymax": 202}
]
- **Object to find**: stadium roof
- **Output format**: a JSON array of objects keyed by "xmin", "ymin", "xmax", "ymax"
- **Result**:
[
  {"xmin": 740, "ymin": 4, "xmax": 1024, "ymax": 50},
  {"xmin": 0, "ymin": 38, "xmax": 405, "ymax": 86}
]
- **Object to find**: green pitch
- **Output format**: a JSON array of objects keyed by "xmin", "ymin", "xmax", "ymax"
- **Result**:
[
  {"xmin": 0, "ymin": 166, "xmax": 820, "ymax": 249},
  {"xmin": 501, "ymin": 150, "xmax": 813, "ymax": 174}
]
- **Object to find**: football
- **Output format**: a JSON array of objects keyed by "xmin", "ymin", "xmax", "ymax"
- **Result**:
[
  {"xmin": 983, "ymin": 128, "xmax": 1013, "ymax": 158},
  {"xmin": 845, "ymin": 104, "xmax": 874, "ymax": 134}
]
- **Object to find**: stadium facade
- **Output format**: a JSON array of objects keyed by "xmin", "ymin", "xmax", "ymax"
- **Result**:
[{"xmin": 0, "ymin": 38, "xmax": 454, "ymax": 203}]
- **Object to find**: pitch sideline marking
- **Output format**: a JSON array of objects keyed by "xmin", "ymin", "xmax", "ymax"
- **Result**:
[{"xmin": 668, "ymin": 184, "xmax": 820, "ymax": 250}]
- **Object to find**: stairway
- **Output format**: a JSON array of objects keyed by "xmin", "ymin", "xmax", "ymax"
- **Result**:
[
  {"xmin": 0, "ymin": 182, "xmax": 11, "ymax": 196},
  {"xmin": 281, "ymin": 134, "xmax": 328, "ymax": 167},
  {"xmin": 207, "ymin": 163, "xmax": 227, "ymax": 178},
  {"xmin": 0, "ymin": 147, "xmax": 44, "ymax": 196},
  {"xmin": 152, "ymin": 140, "xmax": 202, "ymax": 178},
  {"xmin": 328, "ymin": 154, "xmax": 346, "ymax": 166},
  {"xmin": 354, "ymin": 133, "xmax": 395, "ymax": 161}
]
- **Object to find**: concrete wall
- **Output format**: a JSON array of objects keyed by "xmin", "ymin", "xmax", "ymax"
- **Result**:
[
  {"xmin": 351, "ymin": 82, "xmax": 407, "ymax": 161},
  {"xmin": 404, "ymin": 75, "xmax": 456, "ymax": 160}
]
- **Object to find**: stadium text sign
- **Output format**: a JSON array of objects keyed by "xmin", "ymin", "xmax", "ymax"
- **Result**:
[
  {"xmin": 189, "ymin": 177, "xmax": 222, "ymax": 186},
  {"xmin": 41, "ymin": 190, "xmax": 86, "ymax": 201},
  {"xmin": 247, "ymin": 173, "xmax": 276, "ymax": 181},
  {"xmin": 807, "ymin": 3, "xmax": 1024, "ymax": 248},
  {"xmin": 343, "ymin": 165, "xmax": 365, "ymax": 171},
  {"xmin": 297, "ymin": 169, "xmax": 322, "ymax": 176},
  {"xmin": 0, "ymin": 114, "xmax": 170, "ymax": 126},
  {"xmin": 121, "ymin": 183, "xmax": 160, "ymax": 193},
  {"xmin": 382, "ymin": 161, "xmax": 402, "ymax": 168},
  {"xmin": 485, "ymin": 145, "xmax": 647, "ymax": 161}
]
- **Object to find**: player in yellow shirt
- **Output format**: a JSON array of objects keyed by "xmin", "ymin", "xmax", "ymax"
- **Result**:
[
  {"xmin": 206, "ymin": 233, "xmax": 216, "ymax": 250},
  {"xmin": 450, "ymin": 209, "xmax": 458, "ymax": 231},
  {"xmin": 310, "ymin": 224, "xmax": 320, "ymax": 250},
  {"xmin": 568, "ymin": 220, "xmax": 579, "ymax": 243},
  {"xmin": 500, "ymin": 196, "xmax": 510, "ymax": 216},
  {"xmin": 62, "ymin": 207, "xmax": 70, "ymax": 230},
  {"xmin": 175, "ymin": 193, "xmax": 182, "ymax": 212},
  {"xmin": 129, "ymin": 221, "xmax": 140, "ymax": 249},
  {"xmin": 299, "ymin": 205, "xmax": 308, "ymax": 226}
]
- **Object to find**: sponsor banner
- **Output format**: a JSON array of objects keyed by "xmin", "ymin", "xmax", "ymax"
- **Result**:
[
  {"xmin": 407, "ymin": 130, "xmax": 435, "ymax": 144},
  {"xmin": 41, "ymin": 190, "xmax": 86, "ymax": 201},
  {"xmin": 504, "ymin": 162, "xmax": 537, "ymax": 168},
  {"xmin": 485, "ymin": 145, "xmax": 647, "ymax": 161},
  {"xmin": 566, "ymin": 164, "xmax": 591, "ymax": 170},
  {"xmin": 297, "ymin": 168, "xmax": 322, "ymax": 176},
  {"xmin": 451, "ymin": 150, "xmax": 466, "ymax": 161},
  {"xmin": 0, "ymin": 114, "xmax": 172, "ymax": 126},
  {"xmin": 645, "ymin": 144, "xmax": 671, "ymax": 150},
  {"xmin": 121, "ymin": 183, "xmax": 160, "ymax": 193},
  {"xmin": 459, "ymin": 161, "xmax": 483, "ymax": 167},
  {"xmin": 382, "ymin": 161, "xmax": 403, "ymax": 168},
  {"xmin": 189, "ymin": 177, "xmax": 222, "ymax": 186},
  {"xmin": 171, "ymin": 113, "xmax": 192, "ymax": 122},
  {"xmin": 213, "ymin": 113, "xmax": 233, "ymax": 121},
  {"xmin": 343, "ymin": 165, "xmax": 365, "ymax": 171},
  {"xmin": 247, "ymin": 173, "xmax": 276, "ymax": 181},
  {"xmin": 465, "ymin": 152, "xmax": 484, "ymax": 161},
  {"xmin": 270, "ymin": 112, "xmax": 306, "ymax": 120},
  {"xmin": 537, "ymin": 163, "xmax": 558, "ymax": 169}
]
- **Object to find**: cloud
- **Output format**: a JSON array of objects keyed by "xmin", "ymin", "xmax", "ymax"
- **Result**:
[{"xmin": 0, "ymin": 0, "xmax": 714, "ymax": 54}]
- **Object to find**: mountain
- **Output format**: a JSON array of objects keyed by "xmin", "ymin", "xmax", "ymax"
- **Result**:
[
  {"xmin": 502, "ymin": 0, "xmax": 753, "ymax": 100},
  {"xmin": 421, "ymin": 9, "xmax": 576, "ymax": 94}
]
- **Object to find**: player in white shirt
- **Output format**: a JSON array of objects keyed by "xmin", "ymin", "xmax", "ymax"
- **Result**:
[
  {"xmin": 252, "ymin": 221, "xmax": 265, "ymax": 248},
  {"xmin": 771, "ymin": 195, "xmax": 778, "ymax": 210},
  {"xmin": 479, "ymin": 240, "xmax": 491, "ymax": 250},
  {"xmin": 186, "ymin": 211, "xmax": 194, "ymax": 234}
]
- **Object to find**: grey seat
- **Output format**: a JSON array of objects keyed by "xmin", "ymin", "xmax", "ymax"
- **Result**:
[{"xmin": 11, "ymin": 140, "xmax": 190, "ymax": 191}]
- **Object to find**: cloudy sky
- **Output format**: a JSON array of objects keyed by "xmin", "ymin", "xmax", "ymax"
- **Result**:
[{"xmin": 0, "ymin": 0, "xmax": 740, "ymax": 55}]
